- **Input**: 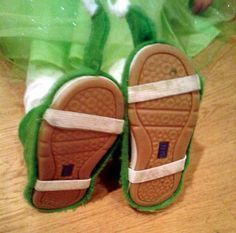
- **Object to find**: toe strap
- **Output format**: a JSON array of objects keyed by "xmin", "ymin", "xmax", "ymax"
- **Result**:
[
  {"xmin": 35, "ymin": 178, "xmax": 91, "ymax": 191},
  {"xmin": 128, "ymin": 156, "xmax": 187, "ymax": 184}
]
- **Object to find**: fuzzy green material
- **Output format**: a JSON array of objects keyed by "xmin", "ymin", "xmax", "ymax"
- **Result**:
[
  {"xmin": 83, "ymin": 4, "xmax": 110, "ymax": 71},
  {"xmin": 125, "ymin": 5, "xmax": 157, "ymax": 47},
  {"xmin": 120, "ymin": 38, "xmax": 204, "ymax": 211}
]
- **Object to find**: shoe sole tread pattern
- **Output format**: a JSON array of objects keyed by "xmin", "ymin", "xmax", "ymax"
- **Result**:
[
  {"xmin": 128, "ymin": 44, "xmax": 200, "ymax": 206},
  {"xmin": 33, "ymin": 77, "xmax": 124, "ymax": 209}
]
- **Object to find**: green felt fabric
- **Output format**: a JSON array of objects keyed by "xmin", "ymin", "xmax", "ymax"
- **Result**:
[
  {"xmin": 125, "ymin": 5, "xmax": 156, "ymax": 47},
  {"xmin": 83, "ymin": 4, "xmax": 110, "ymax": 72}
]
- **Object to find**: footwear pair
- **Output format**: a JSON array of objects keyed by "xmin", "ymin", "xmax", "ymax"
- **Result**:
[{"xmin": 19, "ymin": 2, "xmax": 203, "ymax": 211}]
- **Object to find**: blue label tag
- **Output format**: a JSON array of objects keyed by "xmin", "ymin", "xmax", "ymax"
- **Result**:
[
  {"xmin": 158, "ymin": 141, "xmax": 169, "ymax": 158},
  {"xmin": 61, "ymin": 164, "xmax": 74, "ymax": 176}
]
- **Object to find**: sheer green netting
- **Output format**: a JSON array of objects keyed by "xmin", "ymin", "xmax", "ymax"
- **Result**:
[
  {"xmin": 0, "ymin": 0, "xmax": 235, "ymax": 77},
  {"xmin": 0, "ymin": 0, "xmax": 91, "ymax": 72},
  {"xmin": 130, "ymin": 0, "xmax": 235, "ymax": 57}
]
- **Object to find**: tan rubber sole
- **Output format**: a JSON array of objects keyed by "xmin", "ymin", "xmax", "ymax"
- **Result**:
[
  {"xmin": 33, "ymin": 76, "xmax": 124, "ymax": 209},
  {"xmin": 128, "ymin": 44, "xmax": 200, "ymax": 206}
]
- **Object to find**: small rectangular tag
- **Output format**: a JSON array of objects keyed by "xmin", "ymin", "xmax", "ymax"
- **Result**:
[
  {"xmin": 158, "ymin": 142, "xmax": 169, "ymax": 158},
  {"xmin": 61, "ymin": 164, "xmax": 74, "ymax": 176}
]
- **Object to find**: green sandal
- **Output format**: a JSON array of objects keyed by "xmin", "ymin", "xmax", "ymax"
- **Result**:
[
  {"xmin": 19, "ymin": 2, "xmax": 125, "ymax": 211},
  {"xmin": 118, "ymin": 4, "xmax": 204, "ymax": 212}
]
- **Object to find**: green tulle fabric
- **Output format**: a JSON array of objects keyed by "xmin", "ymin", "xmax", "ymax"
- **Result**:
[
  {"xmin": 130, "ymin": 0, "xmax": 235, "ymax": 57},
  {"xmin": 0, "ymin": 0, "xmax": 235, "ymax": 75},
  {"xmin": 0, "ymin": 0, "xmax": 91, "ymax": 71}
]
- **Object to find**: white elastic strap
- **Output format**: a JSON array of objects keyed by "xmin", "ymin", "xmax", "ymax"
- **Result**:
[
  {"xmin": 128, "ymin": 75, "xmax": 201, "ymax": 104},
  {"xmin": 35, "ymin": 179, "xmax": 91, "ymax": 191},
  {"xmin": 44, "ymin": 109, "xmax": 124, "ymax": 134},
  {"xmin": 107, "ymin": 0, "xmax": 130, "ymax": 17},
  {"xmin": 128, "ymin": 156, "xmax": 187, "ymax": 184}
]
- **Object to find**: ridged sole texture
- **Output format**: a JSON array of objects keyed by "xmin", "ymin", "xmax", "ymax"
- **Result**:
[
  {"xmin": 33, "ymin": 76, "xmax": 124, "ymax": 209},
  {"xmin": 128, "ymin": 44, "xmax": 200, "ymax": 206}
]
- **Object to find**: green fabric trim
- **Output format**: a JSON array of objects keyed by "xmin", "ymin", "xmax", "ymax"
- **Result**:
[
  {"xmin": 120, "ymin": 41, "xmax": 205, "ymax": 212},
  {"xmin": 125, "ymin": 5, "xmax": 156, "ymax": 47},
  {"xmin": 19, "ymin": 69, "xmax": 123, "ymax": 212},
  {"xmin": 83, "ymin": 2, "xmax": 110, "ymax": 71},
  {"xmin": 188, "ymin": 0, "xmax": 194, "ymax": 9}
]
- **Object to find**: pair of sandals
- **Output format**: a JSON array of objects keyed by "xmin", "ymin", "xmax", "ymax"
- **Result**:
[{"xmin": 19, "ymin": 2, "xmax": 203, "ymax": 212}]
